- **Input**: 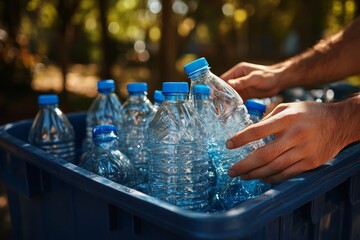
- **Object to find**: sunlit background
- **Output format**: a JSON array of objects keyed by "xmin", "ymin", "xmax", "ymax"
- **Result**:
[
  {"xmin": 0, "ymin": 1, "xmax": 359, "ymax": 238},
  {"xmin": 1, "ymin": 0, "xmax": 359, "ymax": 124}
]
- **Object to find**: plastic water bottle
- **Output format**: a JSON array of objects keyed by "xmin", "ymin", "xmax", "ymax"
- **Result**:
[
  {"xmin": 153, "ymin": 90, "xmax": 165, "ymax": 111},
  {"xmin": 146, "ymin": 82, "xmax": 210, "ymax": 212},
  {"xmin": 82, "ymin": 79, "xmax": 124, "ymax": 153},
  {"xmin": 28, "ymin": 94, "xmax": 76, "ymax": 164},
  {"xmin": 79, "ymin": 124, "xmax": 137, "ymax": 187},
  {"xmin": 244, "ymin": 100, "xmax": 271, "ymax": 194},
  {"xmin": 245, "ymin": 99, "xmax": 266, "ymax": 123},
  {"xmin": 245, "ymin": 99, "xmax": 274, "ymax": 144},
  {"xmin": 192, "ymin": 84, "xmax": 218, "ymax": 199},
  {"xmin": 191, "ymin": 84, "xmax": 253, "ymax": 211},
  {"xmin": 122, "ymin": 82, "xmax": 156, "ymax": 193},
  {"xmin": 184, "ymin": 57, "xmax": 267, "ymax": 209}
]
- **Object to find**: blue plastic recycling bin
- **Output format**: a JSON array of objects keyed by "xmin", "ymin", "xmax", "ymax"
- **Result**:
[{"xmin": 1, "ymin": 112, "xmax": 360, "ymax": 240}]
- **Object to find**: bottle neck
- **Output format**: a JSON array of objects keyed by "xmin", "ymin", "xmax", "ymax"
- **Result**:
[
  {"xmin": 164, "ymin": 93, "xmax": 188, "ymax": 102},
  {"xmin": 39, "ymin": 104, "xmax": 58, "ymax": 110},
  {"xmin": 93, "ymin": 133, "xmax": 118, "ymax": 147},
  {"xmin": 188, "ymin": 68, "xmax": 211, "ymax": 82},
  {"xmin": 194, "ymin": 94, "xmax": 209, "ymax": 101},
  {"xmin": 128, "ymin": 92, "xmax": 147, "ymax": 100},
  {"xmin": 154, "ymin": 100, "xmax": 163, "ymax": 106},
  {"xmin": 248, "ymin": 109, "xmax": 263, "ymax": 118},
  {"xmin": 99, "ymin": 89, "xmax": 115, "ymax": 95}
]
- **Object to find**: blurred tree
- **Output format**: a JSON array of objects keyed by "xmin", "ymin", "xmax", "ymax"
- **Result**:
[
  {"xmin": 56, "ymin": 0, "xmax": 80, "ymax": 90},
  {"xmin": 99, "ymin": 0, "xmax": 112, "ymax": 79},
  {"xmin": 158, "ymin": 0, "xmax": 177, "ymax": 85}
]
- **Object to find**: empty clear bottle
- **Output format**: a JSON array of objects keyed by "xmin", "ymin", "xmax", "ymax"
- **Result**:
[
  {"xmin": 245, "ymin": 99, "xmax": 266, "ymax": 123},
  {"xmin": 28, "ymin": 94, "xmax": 76, "ymax": 164},
  {"xmin": 192, "ymin": 84, "xmax": 218, "ymax": 200},
  {"xmin": 244, "ymin": 100, "xmax": 271, "ymax": 195},
  {"xmin": 184, "ymin": 57, "xmax": 267, "ymax": 209},
  {"xmin": 122, "ymin": 82, "xmax": 156, "ymax": 193},
  {"xmin": 79, "ymin": 124, "xmax": 137, "ymax": 187},
  {"xmin": 153, "ymin": 90, "xmax": 165, "ymax": 111},
  {"xmin": 82, "ymin": 79, "xmax": 124, "ymax": 153},
  {"xmin": 147, "ymin": 82, "xmax": 210, "ymax": 212},
  {"xmin": 245, "ymin": 99, "xmax": 274, "ymax": 144}
]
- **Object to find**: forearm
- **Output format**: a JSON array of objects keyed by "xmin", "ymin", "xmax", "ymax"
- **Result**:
[
  {"xmin": 332, "ymin": 93, "xmax": 360, "ymax": 147},
  {"xmin": 276, "ymin": 17, "xmax": 360, "ymax": 90}
]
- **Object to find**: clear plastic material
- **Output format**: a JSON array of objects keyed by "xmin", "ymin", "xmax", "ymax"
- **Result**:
[
  {"xmin": 192, "ymin": 84, "xmax": 218, "ymax": 202},
  {"xmin": 245, "ymin": 99, "xmax": 266, "ymax": 123},
  {"xmin": 122, "ymin": 82, "xmax": 156, "ymax": 193},
  {"xmin": 82, "ymin": 79, "xmax": 124, "ymax": 153},
  {"xmin": 28, "ymin": 94, "xmax": 76, "ymax": 164},
  {"xmin": 146, "ymin": 82, "xmax": 210, "ymax": 212},
  {"xmin": 79, "ymin": 124, "xmax": 137, "ymax": 187},
  {"xmin": 184, "ymin": 58, "xmax": 268, "ymax": 210},
  {"xmin": 245, "ymin": 100, "xmax": 274, "ymax": 145}
]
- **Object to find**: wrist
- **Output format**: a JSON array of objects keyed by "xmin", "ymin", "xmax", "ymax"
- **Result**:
[
  {"xmin": 271, "ymin": 60, "xmax": 300, "ymax": 92},
  {"xmin": 332, "ymin": 94, "xmax": 360, "ymax": 147}
]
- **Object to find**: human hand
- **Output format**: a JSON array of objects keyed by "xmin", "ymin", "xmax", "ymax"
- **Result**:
[
  {"xmin": 225, "ymin": 101, "xmax": 347, "ymax": 183},
  {"xmin": 220, "ymin": 62, "xmax": 286, "ymax": 101}
]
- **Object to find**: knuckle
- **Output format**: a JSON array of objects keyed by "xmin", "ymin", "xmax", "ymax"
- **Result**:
[
  {"xmin": 275, "ymin": 103, "xmax": 288, "ymax": 111},
  {"xmin": 255, "ymin": 148, "xmax": 271, "ymax": 164},
  {"xmin": 237, "ymin": 62, "xmax": 247, "ymax": 68},
  {"xmin": 249, "ymin": 127, "xmax": 264, "ymax": 140},
  {"xmin": 291, "ymin": 125, "xmax": 308, "ymax": 140},
  {"xmin": 270, "ymin": 158, "xmax": 287, "ymax": 172}
]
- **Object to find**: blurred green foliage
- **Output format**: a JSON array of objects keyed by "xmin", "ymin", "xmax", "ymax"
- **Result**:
[{"xmin": 0, "ymin": 0, "xmax": 359, "ymax": 123}]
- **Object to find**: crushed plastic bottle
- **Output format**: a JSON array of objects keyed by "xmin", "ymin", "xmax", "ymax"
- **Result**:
[{"xmin": 79, "ymin": 124, "xmax": 137, "ymax": 187}]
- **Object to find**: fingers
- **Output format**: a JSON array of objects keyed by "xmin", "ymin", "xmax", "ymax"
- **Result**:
[
  {"xmin": 260, "ymin": 160, "xmax": 310, "ymax": 183},
  {"xmin": 226, "ymin": 115, "xmax": 285, "ymax": 149},
  {"xmin": 220, "ymin": 63, "xmax": 247, "ymax": 80},
  {"xmin": 239, "ymin": 146, "xmax": 304, "ymax": 180},
  {"xmin": 227, "ymin": 77, "xmax": 253, "ymax": 92},
  {"xmin": 228, "ymin": 133, "xmax": 298, "ymax": 177}
]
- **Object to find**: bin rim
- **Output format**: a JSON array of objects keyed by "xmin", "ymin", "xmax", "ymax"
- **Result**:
[{"xmin": 1, "ymin": 113, "xmax": 360, "ymax": 239}]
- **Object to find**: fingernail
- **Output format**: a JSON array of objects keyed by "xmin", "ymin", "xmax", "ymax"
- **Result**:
[
  {"xmin": 226, "ymin": 140, "xmax": 234, "ymax": 149},
  {"xmin": 228, "ymin": 79, "xmax": 235, "ymax": 85},
  {"xmin": 228, "ymin": 169, "xmax": 236, "ymax": 178}
]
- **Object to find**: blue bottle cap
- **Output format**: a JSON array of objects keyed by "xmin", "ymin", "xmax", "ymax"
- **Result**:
[
  {"xmin": 245, "ymin": 99, "xmax": 266, "ymax": 113},
  {"xmin": 92, "ymin": 124, "xmax": 118, "ymax": 138},
  {"xmin": 127, "ymin": 82, "xmax": 148, "ymax": 93},
  {"xmin": 97, "ymin": 79, "xmax": 115, "ymax": 92},
  {"xmin": 154, "ymin": 90, "xmax": 165, "ymax": 102},
  {"xmin": 38, "ymin": 94, "xmax": 59, "ymax": 105},
  {"xmin": 162, "ymin": 82, "xmax": 189, "ymax": 94},
  {"xmin": 183, "ymin": 57, "xmax": 209, "ymax": 76},
  {"xmin": 193, "ymin": 84, "xmax": 210, "ymax": 95}
]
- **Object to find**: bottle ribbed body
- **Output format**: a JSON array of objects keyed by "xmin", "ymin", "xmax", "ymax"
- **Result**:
[
  {"xmin": 147, "ymin": 85, "xmax": 210, "ymax": 212},
  {"xmin": 83, "ymin": 92, "xmax": 124, "ymax": 153},
  {"xmin": 122, "ymin": 92, "xmax": 155, "ymax": 193},
  {"xmin": 28, "ymin": 95, "xmax": 76, "ymax": 164}
]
